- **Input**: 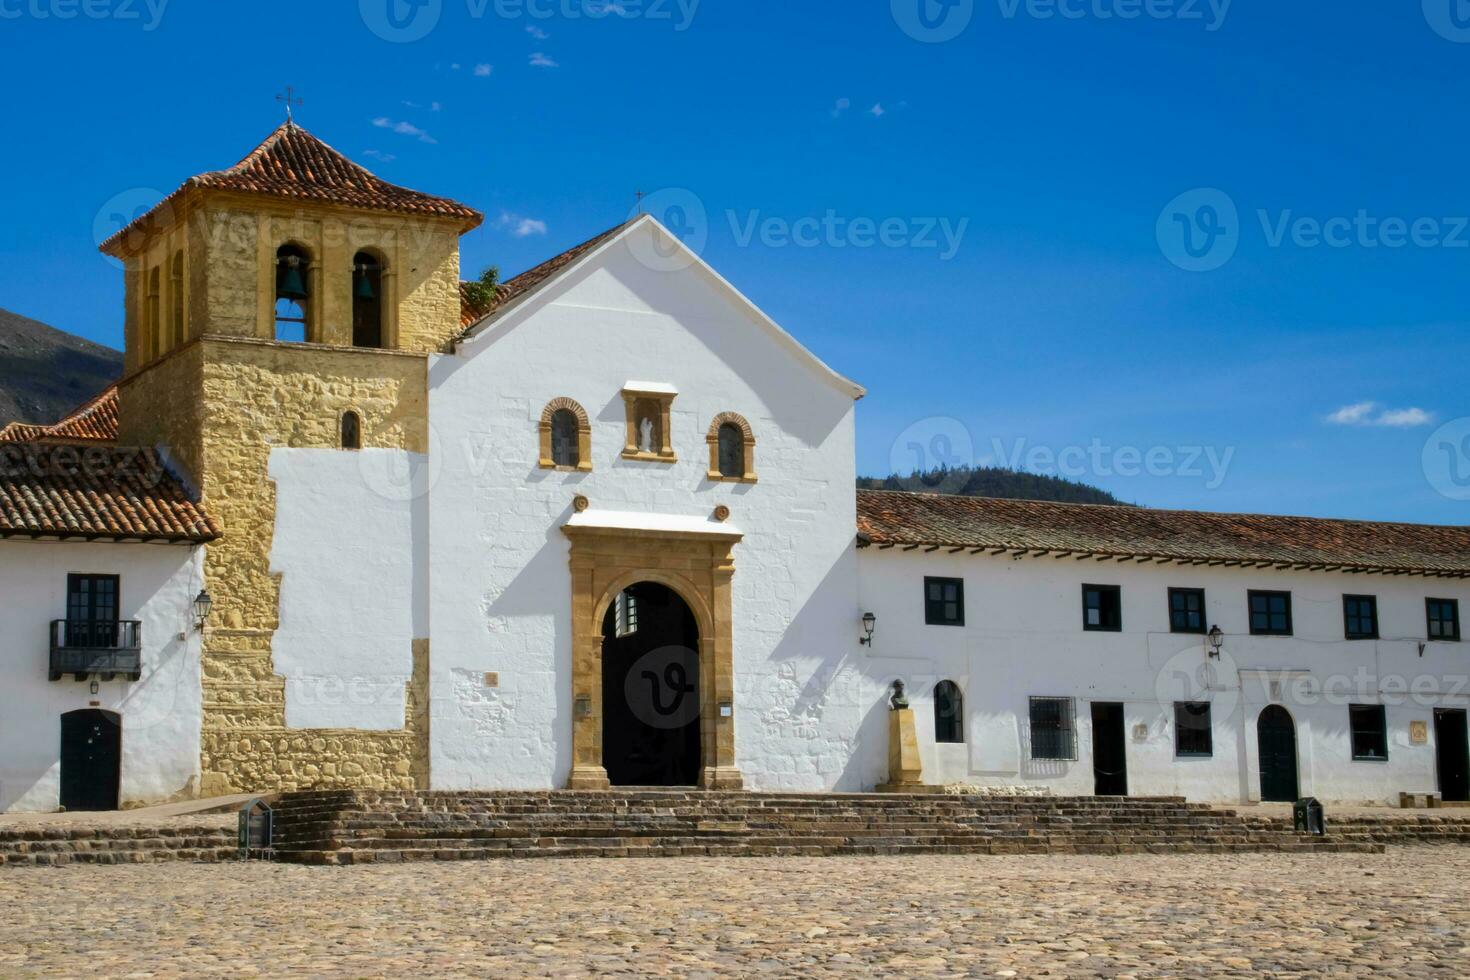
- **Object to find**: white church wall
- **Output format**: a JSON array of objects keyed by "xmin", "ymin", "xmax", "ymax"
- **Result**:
[
  {"xmin": 858, "ymin": 547, "xmax": 1470, "ymax": 804},
  {"xmin": 0, "ymin": 540, "xmax": 203, "ymax": 812},
  {"xmin": 427, "ymin": 221, "xmax": 889, "ymax": 791},
  {"xmin": 268, "ymin": 448, "xmax": 428, "ymax": 730}
]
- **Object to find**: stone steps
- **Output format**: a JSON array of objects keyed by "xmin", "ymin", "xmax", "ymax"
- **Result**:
[
  {"xmin": 0, "ymin": 826, "xmax": 238, "ymax": 867},
  {"xmin": 261, "ymin": 790, "xmax": 1388, "ymax": 864}
]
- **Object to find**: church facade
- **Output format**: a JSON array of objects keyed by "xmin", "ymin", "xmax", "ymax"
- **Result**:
[{"xmin": 2, "ymin": 123, "xmax": 1468, "ymax": 811}]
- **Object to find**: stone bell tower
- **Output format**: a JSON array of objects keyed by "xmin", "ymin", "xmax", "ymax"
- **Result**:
[{"xmin": 99, "ymin": 121, "xmax": 482, "ymax": 795}]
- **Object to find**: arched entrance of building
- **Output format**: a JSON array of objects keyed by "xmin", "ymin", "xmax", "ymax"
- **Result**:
[
  {"xmin": 60, "ymin": 709, "xmax": 121, "ymax": 811},
  {"xmin": 601, "ymin": 582, "xmax": 702, "ymax": 786},
  {"xmin": 1257, "ymin": 704, "xmax": 1299, "ymax": 803}
]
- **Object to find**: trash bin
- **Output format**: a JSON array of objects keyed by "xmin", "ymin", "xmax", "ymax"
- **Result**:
[{"xmin": 1293, "ymin": 797, "xmax": 1325, "ymax": 836}]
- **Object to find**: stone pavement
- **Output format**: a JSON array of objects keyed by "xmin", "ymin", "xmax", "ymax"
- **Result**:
[{"xmin": 2, "ymin": 848, "xmax": 1468, "ymax": 977}]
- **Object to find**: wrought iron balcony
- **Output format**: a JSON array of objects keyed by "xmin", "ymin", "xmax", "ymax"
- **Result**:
[{"xmin": 49, "ymin": 620, "xmax": 142, "ymax": 681}]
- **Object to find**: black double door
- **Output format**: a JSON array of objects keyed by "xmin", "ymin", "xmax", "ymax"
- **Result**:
[
  {"xmin": 1257, "ymin": 705, "xmax": 1299, "ymax": 803},
  {"xmin": 60, "ymin": 710, "xmax": 121, "ymax": 811},
  {"xmin": 1436, "ymin": 709, "xmax": 1470, "ymax": 803},
  {"xmin": 1091, "ymin": 702, "xmax": 1128, "ymax": 797}
]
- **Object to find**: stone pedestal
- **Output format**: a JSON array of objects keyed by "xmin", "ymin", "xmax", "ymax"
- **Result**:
[{"xmin": 876, "ymin": 707, "xmax": 925, "ymax": 792}]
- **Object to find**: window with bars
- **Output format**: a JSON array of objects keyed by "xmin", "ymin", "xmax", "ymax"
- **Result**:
[
  {"xmin": 1349, "ymin": 704, "xmax": 1388, "ymax": 761},
  {"xmin": 1082, "ymin": 585, "xmax": 1122, "ymax": 632},
  {"xmin": 1343, "ymin": 594, "xmax": 1379, "ymax": 640},
  {"xmin": 1174, "ymin": 701, "xmax": 1213, "ymax": 757},
  {"xmin": 1168, "ymin": 588, "xmax": 1206, "ymax": 634},
  {"xmin": 1428, "ymin": 598, "xmax": 1461, "ymax": 641},
  {"xmin": 933, "ymin": 681, "xmax": 963, "ymax": 744},
  {"xmin": 1029, "ymin": 696, "xmax": 1076, "ymax": 760},
  {"xmin": 614, "ymin": 591, "xmax": 639, "ymax": 638},
  {"xmin": 1249, "ymin": 590, "xmax": 1293, "ymax": 636},
  {"xmin": 924, "ymin": 577, "xmax": 964, "ymax": 627}
]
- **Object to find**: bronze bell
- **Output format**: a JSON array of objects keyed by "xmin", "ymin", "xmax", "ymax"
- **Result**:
[{"xmin": 276, "ymin": 257, "xmax": 308, "ymax": 300}]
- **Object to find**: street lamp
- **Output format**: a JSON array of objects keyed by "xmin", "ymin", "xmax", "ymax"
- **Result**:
[
  {"xmin": 859, "ymin": 612, "xmax": 877, "ymax": 647},
  {"xmin": 194, "ymin": 589, "xmax": 214, "ymax": 631},
  {"xmin": 1207, "ymin": 624, "xmax": 1224, "ymax": 659}
]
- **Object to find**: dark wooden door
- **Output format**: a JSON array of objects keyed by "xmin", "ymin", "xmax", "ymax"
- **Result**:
[
  {"xmin": 1091, "ymin": 702, "xmax": 1128, "ymax": 796},
  {"xmin": 1436, "ymin": 709, "xmax": 1470, "ymax": 803},
  {"xmin": 1257, "ymin": 705, "xmax": 1299, "ymax": 803},
  {"xmin": 60, "ymin": 710, "xmax": 121, "ymax": 811}
]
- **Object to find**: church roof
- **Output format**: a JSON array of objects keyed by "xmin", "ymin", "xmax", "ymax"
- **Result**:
[
  {"xmin": 856, "ymin": 489, "xmax": 1470, "ymax": 578},
  {"xmin": 100, "ymin": 123, "xmax": 482, "ymax": 254},
  {"xmin": 0, "ymin": 443, "xmax": 220, "ymax": 543},
  {"xmin": 460, "ymin": 219, "xmax": 637, "ymax": 326},
  {"xmin": 0, "ymin": 385, "xmax": 119, "ymax": 444},
  {"xmin": 457, "ymin": 215, "xmax": 866, "ymax": 399}
]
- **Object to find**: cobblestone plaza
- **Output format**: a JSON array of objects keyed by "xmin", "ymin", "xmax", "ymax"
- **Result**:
[{"xmin": 3, "ymin": 849, "xmax": 1468, "ymax": 977}]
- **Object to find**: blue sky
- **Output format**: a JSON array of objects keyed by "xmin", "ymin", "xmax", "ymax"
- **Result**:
[{"xmin": 1, "ymin": 1, "xmax": 1467, "ymax": 523}]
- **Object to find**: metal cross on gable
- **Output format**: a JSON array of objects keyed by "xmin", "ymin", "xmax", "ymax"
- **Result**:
[{"xmin": 276, "ymin": 86, "xmax": 304, "ymax": 123}]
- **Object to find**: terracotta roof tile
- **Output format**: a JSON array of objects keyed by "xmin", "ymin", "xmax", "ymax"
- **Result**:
[
  {"xmin": 459, "ymin": 219, "xmax": 637, "ymax": 330},
  {"xmin": 100, "ymin": 123, "xmax": 481, "ymax": 254},
  {"xmin": 0, "ymin": 385, "xmax": 119, "ymax": 444},
  {"xmin": 856, "ymin": 489, "xmax": 1470, "ymax": 578},
  {"xmin": 0, "ymin": 443, "xmax": 220, "ymax": 543}
]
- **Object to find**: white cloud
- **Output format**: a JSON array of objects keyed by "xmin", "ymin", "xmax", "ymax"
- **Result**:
[
  {"xmin": 450, "ymin": 62, "xmax": 461, "ymax": 70},
  {"xmin": 474, "ymin": 63, "xmax": 493, "ymax": 77},
  {"xmin": 371, "ymin": 117, "xmax": 437, "ymax": 144},
  {"xmin": 1326, "ymin": 402, "xmax": 1434, "ymax": 428},
  {"xmin": 869, "ymin": 103, "xmax": 885, "ymax": 118},
  {"xmin": 526, "ymin": 24, "xmax": 549, "ymax": 39},
  {"xmin": 1376, "ymin": 407, "xmax": 1434, "ymax": 427},
  {"xmin": 498, "ymin": 211, "xmax": 548, "ymax": 238},
  {"xmin": 362, "ymin": 149, "xmax": 396, "ymax": 163},
  {"xmin": 831, "ymin": 97, "xmax": 850, "ymax": 118},
  {"xmin": 529, "ymin": 52, "xmax": 559, "ymax": 68}
]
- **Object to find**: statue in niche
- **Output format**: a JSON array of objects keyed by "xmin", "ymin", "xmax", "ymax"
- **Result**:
[{"xmin": 639, "ymin": 416, "xmax": 655, "ymax": 453}]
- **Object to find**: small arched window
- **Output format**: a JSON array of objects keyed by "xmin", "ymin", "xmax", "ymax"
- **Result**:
[
  {"xmin": 274, "ymin": 243, "xmax": 311, "ymax": 343},
  {"xmin": 934, "ymin": 680, "xmax": 963, "ymax": 744},
  {"xmin": 352, "ymin": 251, "xmax": 384, "ymax": 348},
  {"xmin": 706, "ymin": 412, "xmax": 756, "ymax": 482},
  {"xmin": 718, "ymin": 423, "xmax": 745, "ymax": 478},
  {"xmin": 170, "ymin": 250, "xmax": 185, "ymax": 348},
  {"xmin": 538, "ymin": 398, "xmax": 591, "ymax": 471},
  {"xmin": 550, "ymin": 409, "xmax": 580, "ymax": 468},
  {"xmin": 145, "ymin": 266, "xmax": 161, "ymax": 360},
  {"xmin": 341, "ymin": 411, "xmax": 361, "ymax": 450}
]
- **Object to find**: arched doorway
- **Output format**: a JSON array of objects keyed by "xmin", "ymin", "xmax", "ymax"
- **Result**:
[
  {"xmin": 1257, "ymin": 705, "xmax": 1299, "ymax": 803},
  {"xmin": 600, "ymin": 582, "xmax": 702, "ymax": 786},
  {"xmin": 60, "ymin": 709, "xmax": 121, "ymax": 811}
]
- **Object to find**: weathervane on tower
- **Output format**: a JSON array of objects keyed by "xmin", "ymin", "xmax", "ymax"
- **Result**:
[{"xmin": 275, "ymin": 86, "xmax": 304, "ymax": 125}]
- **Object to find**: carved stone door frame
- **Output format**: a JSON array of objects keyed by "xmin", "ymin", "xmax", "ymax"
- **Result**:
[{"xmin": 563, "ymin": 522, "xmax": 743, "ymax": 791}]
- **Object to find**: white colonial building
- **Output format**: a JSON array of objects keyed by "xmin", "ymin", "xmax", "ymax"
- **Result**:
[{"xmin": 0, "ymin": 122, "xmax": 1466, "ymax": 811}]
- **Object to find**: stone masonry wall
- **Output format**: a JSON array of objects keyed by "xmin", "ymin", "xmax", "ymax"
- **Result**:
[{"xmin": 194, "ymin": 337, "xmax": 430, "ymax": 796}]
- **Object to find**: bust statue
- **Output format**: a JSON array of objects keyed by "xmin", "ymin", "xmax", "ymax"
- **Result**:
[
  {"xmin": 889, "ymin": 680, "xmax": 909, "ymax": 711},
  {"xmin": 639, "ymin": 416, "xmax": 655, "ymax": 453}
]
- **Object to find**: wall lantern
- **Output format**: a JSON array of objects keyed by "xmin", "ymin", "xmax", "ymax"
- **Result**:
[
  {"xmin": 859, "ymin": 611, "xmax": 877, "ymax": 647},
  {"xmin": 1207, "ymin": 624, "xmax": 1224, "ymax": 659},
  {"xmin": 193, "ymin": 589, "xmax": 214, "ymax": 631}
]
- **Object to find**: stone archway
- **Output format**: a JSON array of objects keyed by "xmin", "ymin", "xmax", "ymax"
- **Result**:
[{"xmin": 563, "ymin": 520, "xmax": 743, "ymax": 790}]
